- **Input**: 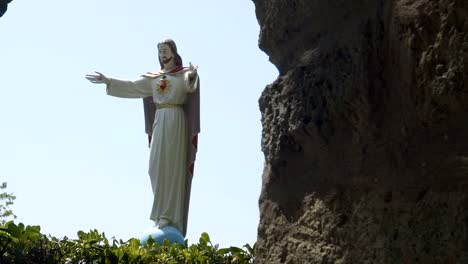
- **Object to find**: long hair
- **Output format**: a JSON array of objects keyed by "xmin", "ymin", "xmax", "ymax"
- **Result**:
[{"xmin": 158, "ymin": 39, "xmax": 183, "ymax": 69}]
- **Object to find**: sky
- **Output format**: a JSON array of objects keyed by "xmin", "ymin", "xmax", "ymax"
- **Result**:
[{"xmin": 0, "ymin": 0, "xmax": 278, "ymax": 248}]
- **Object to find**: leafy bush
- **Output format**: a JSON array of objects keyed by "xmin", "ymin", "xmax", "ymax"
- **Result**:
[
  {"xmin": 0, "ymin": 182, "xmax": 16, "ymax": 225},
  {"xmin": 0, "ymin": 221, "xmax": 255, "ymax": 264},
  {"xmin": 0, "ymin": 183, "xmax": 254, "ymax": 263}
]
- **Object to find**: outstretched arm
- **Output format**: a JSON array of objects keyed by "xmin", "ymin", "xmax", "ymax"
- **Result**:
[{"xmin": 85, "ymin": 71, "xmax": 152, "ymax": 98}]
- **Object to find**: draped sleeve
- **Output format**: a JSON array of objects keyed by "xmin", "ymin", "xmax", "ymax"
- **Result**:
[{"xmin": 107, "ymin": 77, "xmax": 153, "ymax": 98}]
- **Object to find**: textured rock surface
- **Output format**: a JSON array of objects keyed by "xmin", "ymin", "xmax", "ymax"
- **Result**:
[
  {"xmin": 0, "ymin": 0, "xmax": 13, "ymax": 18},
  {"xmin": 254, "ymin": 0, "xmax": 468, "ymax": 263}
]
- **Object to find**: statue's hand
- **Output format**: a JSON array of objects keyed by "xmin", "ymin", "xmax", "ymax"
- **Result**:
[
  {"xmin": 85, "ymin": 71, "xmax": 110, "ymax": 85},
  {"xmin": 188, "ymin": 62, "xmax": 198, "ymax": 79}
]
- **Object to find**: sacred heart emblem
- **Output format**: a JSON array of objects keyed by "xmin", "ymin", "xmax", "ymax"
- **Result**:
[
  {"xmin": 157, "ymin": 78, "xmax": 171, "ymax": 94},
  {"xmin": 159, "ymin": 80, "xmax": 168, "ymax": 90}
]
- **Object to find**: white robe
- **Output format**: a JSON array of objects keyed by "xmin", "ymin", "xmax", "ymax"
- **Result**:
[{"xmin": 106, "ymin": 70, "xmax": 198, "ymax": 234}]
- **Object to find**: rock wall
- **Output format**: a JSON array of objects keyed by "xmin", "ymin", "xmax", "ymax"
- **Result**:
[
  {"xmin": 254, "ymin": 0, "xmax": 468, "ymax": 263},
  {"xmin": 0, "ymin": 0, "xmax": 13, "ymax": 18}
]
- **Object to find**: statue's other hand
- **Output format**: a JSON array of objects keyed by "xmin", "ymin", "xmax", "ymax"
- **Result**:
[
  {"xmin": 85, "ymin": 71, "xmax": 110, "ymax": 84},
  {"xmin": 188, "ymin": 62, "xmax": 198, "ymax": 79}
]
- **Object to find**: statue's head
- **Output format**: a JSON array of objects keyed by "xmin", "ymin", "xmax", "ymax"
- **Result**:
[{"xmin": 158, "ymin": 38, "xmax": 183, "ymax": 69}]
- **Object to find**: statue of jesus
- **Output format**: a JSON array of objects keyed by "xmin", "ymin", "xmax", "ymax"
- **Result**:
[{"xmin": 85, "ymin": 39, "xmax": 200, "ymax": 242}]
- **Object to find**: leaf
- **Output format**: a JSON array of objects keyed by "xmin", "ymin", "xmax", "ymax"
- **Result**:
[
  {"xmin": 229, "ymin": 246, "xmax": 243, "ymax": 253},
  {"xmin": 6, "ymin": 221, "xmax": 21, "ymax": 237},
  {"xmin": 199, "ymin": 232, "xmax": 210, "ymax": 245},
  {"xmin": 77, "ymin": 230, "xmax": 89, "ymax": 241},
  {"xmin": 244, "ymin": 243, "xmax": 255, "ymax": 255},
  {"xmin": 217, "ymin": 248, "xmax": 231, "ymax": 255}
]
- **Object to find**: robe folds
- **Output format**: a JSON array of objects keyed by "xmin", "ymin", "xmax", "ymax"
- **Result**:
[{"xmin": 106, "ymin": 66, "xmax": 199, "ymax": 236}]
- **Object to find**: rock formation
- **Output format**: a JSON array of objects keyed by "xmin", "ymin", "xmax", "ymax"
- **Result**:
[
  {"xmin": 0, "ymin": 0, "xmax": 13, "ymax": 18},
  {"xmin": 254, "ymin": 0, "xmax": 468, "ymax": 263}
]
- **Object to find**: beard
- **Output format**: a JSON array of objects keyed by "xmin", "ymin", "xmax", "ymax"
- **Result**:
[{"xmin": 161, "ymin": 56, "xmax": 173, "ymax": 65}]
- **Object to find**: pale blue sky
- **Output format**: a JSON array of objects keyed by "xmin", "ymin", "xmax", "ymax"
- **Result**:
[{"xmin": 0, "ymin": 0, "xmax": 277, "ymax": 247}]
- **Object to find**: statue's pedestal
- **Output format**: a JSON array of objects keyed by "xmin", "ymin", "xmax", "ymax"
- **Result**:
[{"xmin": 140, "ymin": 225, "xmax": 185, "ymax": 245}]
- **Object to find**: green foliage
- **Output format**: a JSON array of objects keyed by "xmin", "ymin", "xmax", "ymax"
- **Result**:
[
  {"xmin": 0, "ymin": 221, "xmax": 255, "ymax": 264},
  {"xmin": 0, "ymin": 183, "xmax": 254, "ymax": 263},
  {"xmin": 0, "ymin": 182, "xmax": 16, "ymax": 225}
]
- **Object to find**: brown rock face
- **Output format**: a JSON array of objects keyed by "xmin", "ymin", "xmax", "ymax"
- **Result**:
[{"xmin": 254, "ymin": 0, "xmax": 468, "ymax": 263}]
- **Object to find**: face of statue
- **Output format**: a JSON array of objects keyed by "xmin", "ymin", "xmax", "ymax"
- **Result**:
[{"xmin": 159, "ymin": 44, "xmax": 174, "ymax": 65}]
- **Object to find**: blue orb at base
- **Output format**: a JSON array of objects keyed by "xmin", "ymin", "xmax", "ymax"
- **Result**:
[{"xmin": 140, "ymin": 225, "xmax": 185, "ymax": 245}]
